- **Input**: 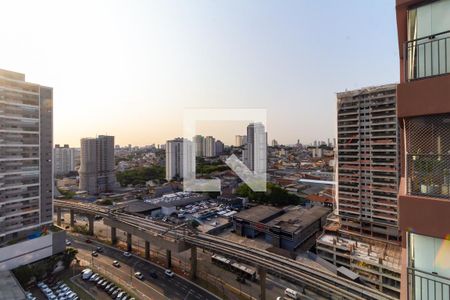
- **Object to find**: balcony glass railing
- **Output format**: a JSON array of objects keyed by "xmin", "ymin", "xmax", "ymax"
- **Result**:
[
  {"xmin": 406, "ymin": 31, "xmax": 450, "ymax": 80},
  {"xmin": 407, "ymin": 154, "xmax": 450, "ymax": 199},
  {"xmin": 408, "ymin": 268, "xmax": 450, "ymax": 300}
]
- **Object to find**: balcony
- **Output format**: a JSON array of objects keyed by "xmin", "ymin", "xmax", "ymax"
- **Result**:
[
  {"xmin": 408, "ymin": 268, "xmax": 450, "ymax": 300},
  {"xmin": 406, "ymin": 31, "xmax": 450, "ymax": 81},
  {"xmin": 407, "ymin": 154, "xmax": 450, "ymax": 200},
  {"xmin": 405, "ymin": 114, "xmax": 450, "ymax": 199}
]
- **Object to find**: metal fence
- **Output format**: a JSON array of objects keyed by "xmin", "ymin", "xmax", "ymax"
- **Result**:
[
  {"xmin": 405, "ymin": 114, "xmax": 450, "ymax": 199},
  {"xmin": 408, "ymin": 268, "xmax": 450, "ymax": 300},
  {"xmin": 406, "ymin": 31, "xmax": 450, "ymax": 80}
]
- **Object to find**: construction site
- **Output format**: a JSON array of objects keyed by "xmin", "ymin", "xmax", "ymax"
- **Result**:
[{"xmin": 316, "ymin": 232, "xmax": 401, "ymax": 298}]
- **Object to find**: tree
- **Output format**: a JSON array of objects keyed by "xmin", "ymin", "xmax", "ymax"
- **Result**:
[
  {"xmin": 116, "ymin": 166, "xmax": 165, "ymax": 187},
  {"xmin": 62, "ymin": 248, "xmax": 78, "ymax": 267},
  {"xmin": 236, "ymin": 183, "xmax": 305, "ymax": 207}
]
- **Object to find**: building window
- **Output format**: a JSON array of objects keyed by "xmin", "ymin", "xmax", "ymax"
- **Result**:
[{"xmin": 407, "ymin": 0, "xmax": 450, "ymax": 79}]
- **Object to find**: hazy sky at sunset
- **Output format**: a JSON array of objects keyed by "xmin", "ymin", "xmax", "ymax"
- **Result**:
[{"xmin": 0, "ymin": 0, "xmax": 398, "ymax": 147}]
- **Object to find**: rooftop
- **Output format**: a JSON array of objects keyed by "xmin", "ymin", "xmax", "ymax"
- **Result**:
[
  {"xmin": 0, "ymin": 271, "xmax": 25, "ymax": 300},
  {"xmin": 266, "ymin": 206, "xmax": 330, "ymax": 234},
  {"xmin": 233, "ymin": 205, "xmax": 282, "ymax": 223}
]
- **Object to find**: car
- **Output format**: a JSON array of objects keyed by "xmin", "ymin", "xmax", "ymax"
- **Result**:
[
  {"xmin": 101, "ymin": 280, "xmax": 109, "ymax": 288},
  {"xmin": 91, "ymin": 251, "xmax": 98, "ymax": 257},
  {"xmin": 96, "ymin": 246, "xmax": 103, "ymax": 252},
  {"xmin": 25, "ymin": 292, "xmax": 36, "ymax": 300},
  {"xmin": 89, "ymin": 273, "xmax": 99, "ymax": 282},
  {"xmin": 61, "ymin": 287, "xmax": 70, "ymax": 293},
  {"xmin": 96, "ymin": 279, "xmax": 104, "ymax": 286},
  {"xmin": 85, "ymin": 239, "xmax": 92, "ymax": 243},
  {"xmin": 82, "ymin": 270, "xmax": 93, "ymax": 280},
  {"xmin": 107, "ymin": 285, "xmax": 117, "ymax": 294},
  {"xmin": 123, "ymin": 251, "xmax": 132, "ymax": 257},
  {"xmin": 116, "ymin": 291, "xmax": 125, "ymax": 299},
  {"xmin": 111, "ymin": 288, "xmax": 121, "ymax": 298},
  {"xmin": 122, "ymin": 296, "xmax": 129, "ymax": 300},
  {"xmin": 164, "ymin": 269, "xmax": 174, "ymax": 278},
  {"xmin": 65, "ymin": 239, "xmax": 71, "ymax": 246},
  {"xmin": 67, "ymin": 293, "xmax": 78, "ymax": 300},
  {"xmin": 113, "ymin": 260, "xmax": 120, "ymax": 267},
  {"xmin": 37, "ymin": 282, "xmax": 45, "ymax": 288},
  {"xmin": 134, "ymin": 272, "xmax": 144, "ymax": 280},
  {"xmin": 47, "ymin": 294, "xmax": 56, "ymax": 300},
  {"xmin": 149, "ymin": 270, "xmax": 157, "ymax": 279},
  {"xmin": 105, "ymin": 283, "xmax": 113, "ymax": 291}
]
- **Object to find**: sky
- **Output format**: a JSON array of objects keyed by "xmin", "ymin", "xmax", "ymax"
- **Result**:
[{"xmin": 0, "ymin": 0, "xmax": 399, "ymax": 147}]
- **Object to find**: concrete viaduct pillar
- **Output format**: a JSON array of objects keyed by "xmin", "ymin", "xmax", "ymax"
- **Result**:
[
  {"xmin": 145, "ymin": 241, "xmax": 150, "ymax": 260},
  {"xmin": 56, "ymin": 207, "xmax": 62, "ymax": 226},
  {"xmin": 87, "ymin": 215, "xmax": 94, "ymax": 236},
  {"xmin": 111, "ymin": 227, "xmax": 117, "ymax": 245},
  {"xmin": 258, "ymin": 267, "xmax": 267, "ymax": 300},
  {"xmin": 69, "ymin": 209, "xmax": 75, "ymax": 227},
  {"xmin": 166, "ymin": 249, "xmax": 172, "ymax": 269},
  {"xmin": 190, "ymin": 246, "xmax": 197, "ymax": 280},
  {"xmin": 126, "ymin": 233, "xmax": 132, "ymax": 252}
]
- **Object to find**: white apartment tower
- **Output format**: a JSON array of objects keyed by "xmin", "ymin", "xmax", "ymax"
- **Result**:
[
  {"xmin": 53, "ymin": 144, "xmax": 80, "ymax": 176},
  {"xmin": 193, "ymin": 135, "xmax": 204, "ymax": 157},
  {"xmin": 79, "ymin": 135, "xmax": 116, "ymax": 195},
  {"xmin": 0, "ymin": 69, "xmax": 53, "ymax": 243},
  {"xmin": 165, "ymin": 138, "xmax": 193, "ymax": 181},
  {"xmin": 204, "ymin": 136, "xmax": 216, "ymax": 157},
  {"xmin": 244, "ymin": 123, "xmax": 267, "ymax": 172}
]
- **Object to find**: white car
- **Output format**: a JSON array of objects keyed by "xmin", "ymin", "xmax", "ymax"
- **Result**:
[
  {"xmin": 123, "ymin": 251, "xmax": 132, "ymax": 257},
  {"xmin": 65, "ymin": 239, "xmax": 71, "ymax": 246},
  {"xmin": 134, "ymin": 272, "xmax": 144, "ymax": 280},
  {"xmin": 89, "ymin": 273, "xmax": 99, "ymax": 282},
  {"xmin": 164, "ymin": 269, "xmax": 174, "ymax": 278}
]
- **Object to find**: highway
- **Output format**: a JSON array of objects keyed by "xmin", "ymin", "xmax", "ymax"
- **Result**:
[
  {"xmin": 55, "ymin": 200, "xmax": 397, "ymax": 300},
  {"xmin": 70, "ymin": 234, "xmax": 220, "ymax": 300}
]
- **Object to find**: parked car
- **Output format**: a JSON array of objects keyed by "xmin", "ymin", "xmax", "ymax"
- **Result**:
[
  {"xmin": 113, "ymin": 260, "xmax": 120, "ymax": 267},
  {"xmin": 65, "ymin": 239, "xmax": 71, "ymax": 246},
  {"xmin": 123, "ymin": 251, "xmax": 132, "ymax": 257},
  {"xmin": 111, "ymin": 288, "xmax": 121, "ymax": 298},
  {"xmin": 91, "ymin": 251, "xmax": 98, "ymax": 257},
  {"xmin": 164, "ymin": 269, "xmax": 174, "ymax": 278},
  {"xmin": 107, "ymin": 285, "xmax": 117, "ymax": 294}
]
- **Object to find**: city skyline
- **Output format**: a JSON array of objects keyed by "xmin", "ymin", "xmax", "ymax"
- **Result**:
[{"xmin": 0, "ymin": 0, "xmax": 398, "ymax": 147}]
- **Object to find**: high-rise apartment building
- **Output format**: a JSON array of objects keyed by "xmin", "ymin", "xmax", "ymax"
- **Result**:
[
  {"xmin": 0, "ymin": 68, "xmax": 65, "ymax": 270},
  {"xmin": 235, "ymin": 135, "xmax": 247, "ymax": 147},
  {"xmin": 336, "ymin": 85, "xmax": 400, "ymax": 241},
  {"xmin": 243, "ymin": 123, "xmax": 267, "ymax": 172},
  {"xmin": 79, "ymin": 135, "xmax": 116, "ymax": 195},
  {"xmin": 215, "ymin": 140, "xmax": 225, "ymax": 155},
  {"xmin": 316, "ymin": 85, "xmax": 402, "ymax": 297},
  {"xmin": 204, "ymin": 136, "xmax": 216, "ymax": 157},
  {"xmin": 53, "ymin": 144, "xmax": 80, "ymax": 176},
  {"xmin": 166, "ymin": 138, "xmax": 193, "ymax": 181},
  {"xmin": 193, "ymin": 135, "xmax": 204, "ymax": 157},
  {"xmin": 395, "ymin": 0, "xmax": 450, "ymax": 298}
]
